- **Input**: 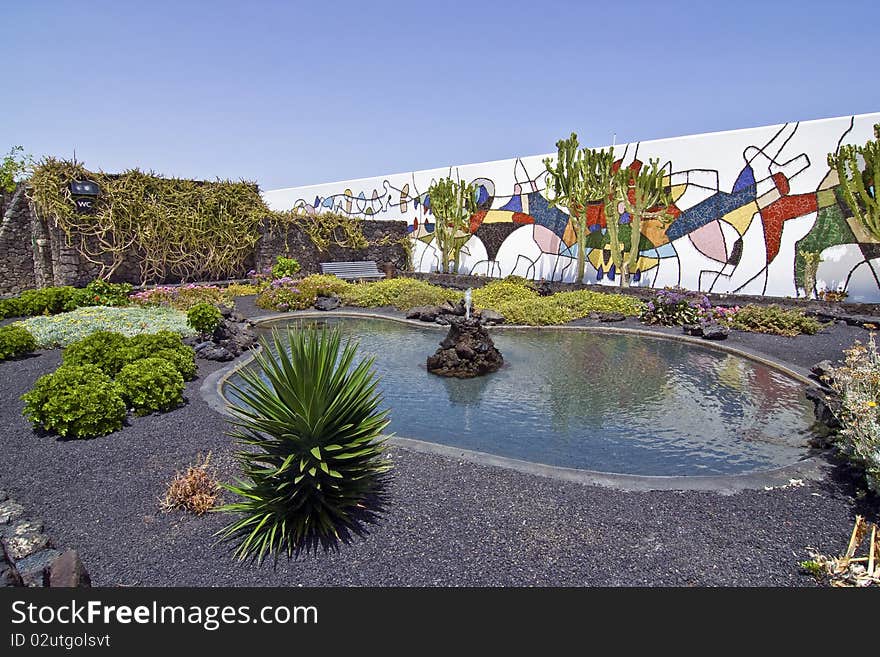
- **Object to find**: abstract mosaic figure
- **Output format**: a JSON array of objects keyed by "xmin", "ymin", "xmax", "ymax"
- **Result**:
[{"xmin": 262, "ymin": 113, "xmax": 880, "ymax": 301}]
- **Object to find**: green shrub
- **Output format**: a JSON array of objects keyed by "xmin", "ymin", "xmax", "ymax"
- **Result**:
[
  {"xmin": 552, "ymin": 289, "xmax": 644, "ymax": 317},
  {"xmin": 127, "ymin": 329, "xmax": 187, "ymax": 352},
  {"xmin": 21, "ymin": 364, "xmax": 127, "ymax": 438},
  {"xmin": 0, "ymin": 324, "xmax": 37, "ymax": 360},
  {"xmin": 298, "ymin": 273, "xmax": 352, "ymax": 298},
  {"xmin": 471, "ymin": 280, "xmax": 539, "ymax": 308},
  {"xmin": 18, "ymin": 306, "xmax": 195, "ymax": 348},
  {"xmin": 472, "ymin": 280, "xmax": 643, "ymax": 326},
  {"xmin": 62, "ymin": 331, "xmax": 132, "ymax": 375},
  {"xmin": 117, "ymin": 357, "xmax": 185, "ymax": 415},
  {"xmin": 0, "ymin": 286, "xmax": 80, "ymax": 319},
  {"xmin": 501, "ymin": 275, "xmax": 537, "ymax": 289},
  {"xmin": 729, "ymin": 304, "xmax": 824, "ymax": 336},
  {"xmin": 494, "ymin": 300, "xmax": 572, "ymax": 326},
  {"xmin": 226, "ymin": 283, "xmax": 261, "ymax": 297},
  {"xmin": 0, "ymin": 297, "xmax": 19, "ymax": 319},
  {"xmin": 73, "ymin": 279, "xmax": 133, "ymax": 308},
  {"xmin": 152, "ymin": 348, "xmax": 197, "ymax": 380},
  {"xmin": 341, "ymin": 278, "xmax": 460, "ymax": 310},
  {"xmin": 826, "ymin": 335, "xmax": 880, "ymax": 494},
  {"xmin": 271, "ymin": 256, "xmax": 301, "ymax": 279},
  {"xmin": 218, "ymin": 327, "xmax": 391, "ymax": 560},
  {"xmin": 187, "ymin": 302, "xmax": 223, "ymax": 336},
  {"xmin": 0, "ymin": 280, "xmax": 131, "ymax": 319},
  {"xmin": 127, "ymin": 331, "xmax": 197, "ymax": 380},
  {"xmin": 255, "ymin": 279, "xmax": 312, "ymax": 312}
]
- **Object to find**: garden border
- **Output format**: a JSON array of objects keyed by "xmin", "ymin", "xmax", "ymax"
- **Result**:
[{"xmin": 200, "ymin": 310, "xmax": 829, "ymax": 493}]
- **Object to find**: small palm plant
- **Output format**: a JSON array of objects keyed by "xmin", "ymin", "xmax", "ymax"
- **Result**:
[{"xmin": 217, "ymin": 326, "xmax": 391, "ymax": 561}]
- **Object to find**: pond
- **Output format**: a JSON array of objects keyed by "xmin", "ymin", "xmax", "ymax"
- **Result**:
[{"xmin": 222, "ymin": 316, "xmax": 819, "ymax": 477}]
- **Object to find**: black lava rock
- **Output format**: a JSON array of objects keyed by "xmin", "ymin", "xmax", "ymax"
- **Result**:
[
  {"xmin": 478, "ymin": 309, "xmax": 505, "ymax": 325},
  {"xmin": 683, "ymin": 322, "xmax": 728, "ymax": 340},
  {"xmin": 192, "ymin": 312, "xmax": 256, "ymax": 361},
  {"xmin": 427, "ymin": 317, "xmax": 503, "ymax": 378},
  {"xmin": 701, "ymin": 322, "xmax": 729, "ymax": 340},
  {"xmin": 314, "ymin": 295, "xmax": 341, "ymax": 311},
  {"xmin": 805, "ymin": 386, "xmax": 841, "ymax": 429}
]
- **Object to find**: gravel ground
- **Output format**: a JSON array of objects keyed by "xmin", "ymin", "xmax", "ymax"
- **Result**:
[{"xmin": 1, "ymin": 299, "xmax": 877, "ymax": 586}]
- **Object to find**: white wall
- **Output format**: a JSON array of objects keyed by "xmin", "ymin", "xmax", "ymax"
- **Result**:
[{"xmin": 263, "ymin": 112, "xmax": 880, "ymax": 302}]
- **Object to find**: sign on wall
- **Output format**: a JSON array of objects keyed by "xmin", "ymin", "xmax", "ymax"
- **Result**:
[{"xmin": 70, "ymin": 180, "xmax": 100, "ymax": 214}]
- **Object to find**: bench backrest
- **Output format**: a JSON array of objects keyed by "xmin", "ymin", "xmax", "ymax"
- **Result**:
[{"xmin": 319, "ymin": 261, "xmax": 385, "ymax": 280}]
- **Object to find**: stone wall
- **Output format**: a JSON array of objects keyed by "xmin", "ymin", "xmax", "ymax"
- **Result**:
[
  {"xmin": 0, "ymin": 195, "xmax": 407, "ymax": 293},
  {"xmin": 255, "ymin": 218, "xmax": 408, "ymax": 276},
  {"xmin": 0, "ymin": 184, "xmax": 37, "ymax": 294}
]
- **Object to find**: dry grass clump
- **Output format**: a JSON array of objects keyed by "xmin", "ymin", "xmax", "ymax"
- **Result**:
[{"xmin": 160, "ymin": 453, "xmax": 221, "ymax": 515}]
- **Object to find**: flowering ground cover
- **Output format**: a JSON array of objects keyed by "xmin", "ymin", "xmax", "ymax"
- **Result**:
[{"xmin": 16, "ymin": 306, "xmax": 196, "ymax": 348}]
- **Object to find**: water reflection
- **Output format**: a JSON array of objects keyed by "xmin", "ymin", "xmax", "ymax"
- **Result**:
[{"xmin": 226, "ymin": 317, "xmax": 817, "ymax": 476}]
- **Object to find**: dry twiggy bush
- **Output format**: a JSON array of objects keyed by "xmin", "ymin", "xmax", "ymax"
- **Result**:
[{"xmin": 160, "ymin": 453, "xmax": 221, "ymax": 515}]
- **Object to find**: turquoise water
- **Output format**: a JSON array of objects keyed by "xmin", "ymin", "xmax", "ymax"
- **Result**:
[{"xmin": 223, "ymin": 317, "xmax": 818, "ymax": 477}]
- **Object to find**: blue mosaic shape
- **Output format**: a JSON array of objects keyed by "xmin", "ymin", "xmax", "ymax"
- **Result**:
[
  {"xmin": 528, "ymin": 192, "xmax": 570, "ymax": 237},
  {"xmin": 732, "ymin": 164, "xmax": 755, "ymax": 193},
  {"xmin": 500, "ymin": 195, "xmax": 523, "ymax": 213},
  {"xmin": 477, "ymin": 185, "xmax": 490, "ymax": 206},
  {"xmin": 665, "ymin": 185, "xmax": 757, "ymax": 242}
]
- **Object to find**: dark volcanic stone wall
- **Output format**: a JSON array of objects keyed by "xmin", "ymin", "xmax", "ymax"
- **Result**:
[
  {"xmin": 0, "ymin": 184, "xmax": 37, "ymax": 294},
  {"xmin": 255, "ymin": 218, "xmax": 408, "ymax": 275}
]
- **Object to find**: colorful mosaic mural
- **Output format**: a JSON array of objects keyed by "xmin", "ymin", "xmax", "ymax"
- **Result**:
[{"xmin": 263, "ymin": 113, "xmax": 880, "ymax": 302}]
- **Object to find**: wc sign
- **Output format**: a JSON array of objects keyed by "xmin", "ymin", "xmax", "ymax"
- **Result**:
[{"xmin": 70, "ymin": 180, "xmax": 100, "ymax": 213}]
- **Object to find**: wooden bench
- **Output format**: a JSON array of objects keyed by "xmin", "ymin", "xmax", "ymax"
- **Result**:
[{"xmin": 319, "ymin": 260, "xmax": 386, "ymax": 281}]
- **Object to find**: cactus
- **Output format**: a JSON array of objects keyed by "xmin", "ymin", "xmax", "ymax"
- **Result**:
[
  {"xmin": 428, "ymin": 174, "xmax": 477, "ymax": 274},
  {"xmin": 543, "ymin": 134, "xmax": 616, "ymax": 283},
  {"xmin": 799, "ymin": 249, "xmax": 823, "ymax": 299},
  {"xmin": 828, "ymin": 123, "xmax": 879, "ymax": 239},
  {"xmin": 609, "ymin": 159, "xmax": 674, "ymax": 287}
]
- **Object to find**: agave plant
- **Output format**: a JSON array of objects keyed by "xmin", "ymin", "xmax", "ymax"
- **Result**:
[{"xmin": 217, "ymin": 326, "xmax": 391, "ymax": 561}]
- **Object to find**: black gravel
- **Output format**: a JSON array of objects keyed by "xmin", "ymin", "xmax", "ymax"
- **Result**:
[{"xmin": 1, "ymin": 303, "xmax": 878, "ymax": 586}]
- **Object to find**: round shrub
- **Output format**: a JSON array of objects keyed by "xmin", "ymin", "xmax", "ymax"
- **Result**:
[
  {"xmin": 255, "ymin": 279, "xmax": 313, "ymax": 312},
  {"xmin": 62, "ymin": 330, "xmax": 132, "ymax": 375},
  {"xmin": 297, "ymin": 274, "xmax": 352, "ymax": 298},
  {"xmin": 128, "ymin": 330, "xmax": 186, "ymax": 351},
  {"xmin": 728, "ymin": 304, "xmax": 824, "ymax": 336},
  {"xmin": 21, "ymin": 364, "xmax": 127, "ymax": 438},
  {"xmin": 117, "ymin": 357, "xmax": 185, "ymax": 415},
  {"xmin": 0, "ymin": 324, "xmax": 37, "ymax": 360},
  {"xmin": 152, "ymin": 348, "xmax": 197, "ymax": 381},
  {"xmin": 128, "ymin": 332, "xmax": 197, "ymax": 380},
  {"xmin": 271, "ymin": 255, "xmax": 301, "ymax": 279},
  {"xmin": 187, "ymin": 302, "xmax": 223, "ymax": 336},
  {"xmin": 341, "ymin": 277, "xmax": 460, "ymax": 310},
  {"xmin": 74, "ymin": 279, "xmax": 133, "ymax": 308}
]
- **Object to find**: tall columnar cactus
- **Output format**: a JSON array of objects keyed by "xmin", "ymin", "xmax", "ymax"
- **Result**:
[
  {"xmin": 543, "ymin": 134, "xmax": 616, "ymax": 283},
  {"xmin": 428, "ymin": 175, "xmax": 477, "ymax": 274},
  {"xmin": 828, "ymin": 123, "xmax": 879, "ymax": 239},
  {"xmin": 799, "ymin": 250, "xmax": 823, "ymax": 298},
  {"xmin": 609, "ymin": 158, "xmax": 674, "ymax": 287}
]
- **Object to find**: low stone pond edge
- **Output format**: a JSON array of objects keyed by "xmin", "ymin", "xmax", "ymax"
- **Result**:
[{"xmin": 199, "ymin": 310, "xmax": 830, "ymax": 493}]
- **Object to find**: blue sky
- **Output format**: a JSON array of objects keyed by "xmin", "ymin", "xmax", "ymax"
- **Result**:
[{"xmin": 3, "ymin": 0, "xmax": 877, "ymax": 191}]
